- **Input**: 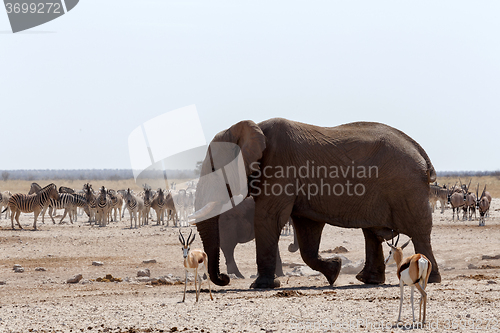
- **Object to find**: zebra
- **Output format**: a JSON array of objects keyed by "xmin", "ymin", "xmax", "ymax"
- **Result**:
[
  {"xmin": 123, "ymin": 188, "xmax": 144, "ymax": 228},
  {"xmin": 107, "ymin": 189, "xmax": 123, "ymax": 222},
  {"xmin": 0, "ymin": 190, "xmax": 12, "ymax": 220},
  {"xmin": 4, "ymin": 183, "xmax": 60, "ymax": 230},
  {"xmin": 59, "ymin": 186, "xmax": 75, "ymax": 194},
  {"xmin": 141, "ymin": 187, "xmax": 154, "ymax": 225},
  {"xmin": 95, "ymin": 186, "xmax": 112, "ymax": 227},
  {"xmin": 151, "ymin": 188, "xmax": 167, "ymax": 225},
  {"xmin": 83, "ymin": 183, "xmax": 97, "ymax": 224},
  {"xmin": 429, "ymin": 183, "xmax": 447, "ymax": 214},
  {"xmin": 165, "ymin": 191, "xmax": 178, "ymax": 227},
  {"xmin": 175, "ymin": 189, "xmax": 189, "ymax": 226},
  {"xmin": 41, "ymin": 193, "xmax": 79, "ymax": 224},
  {"xmin": 62, "ymin": 193, "xmax": 88, "ymax": 223}
]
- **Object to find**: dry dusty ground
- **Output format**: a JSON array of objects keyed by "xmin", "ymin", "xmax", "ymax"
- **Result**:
[{"xmin": 1, "ymin": 200, "xmax": 500, "ymax": 333}]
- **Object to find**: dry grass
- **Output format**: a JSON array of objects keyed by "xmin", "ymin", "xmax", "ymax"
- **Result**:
[
  {"xmin": 436, "ymin": 176, "xmax": 500, "ymax": 198},
  {"xmin": 2, "ymin": 176, "xmax": 499, "ymax": 198},
  {"xmin": 0, "ymin": 178, "xmax": 194, "ymax": 194}
]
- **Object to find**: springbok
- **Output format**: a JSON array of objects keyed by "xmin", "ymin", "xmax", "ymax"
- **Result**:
[
  {"xmin": 385, "ymin": 233, "xmax": 432, "ymax": 323},
  {"xmin": 179, "ymin": 230, "xmax": 213, "ymax": 302}
]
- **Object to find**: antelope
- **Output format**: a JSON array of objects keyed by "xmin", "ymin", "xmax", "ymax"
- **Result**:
[
  {"xmin": 179, "ymin": 230, "xmax": 213, "ymax": 302},
  {"xmin": 385, "ymin": 233, "xmax": 431, "ymax": 324},
  {"xmin": 447, "ymin": 184, "xmax": 466, "ymax": 221},
  {"xmin": 476, "ymin": 184, "xmax": 491, "ymax": 226},
  {"xmin": 461, "ymin": 180, "xmax": 476, "ymax": 221}
]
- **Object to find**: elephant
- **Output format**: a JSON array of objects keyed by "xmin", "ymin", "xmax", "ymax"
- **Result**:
[
  {"xmin": 219, "ymin": 196, "xmax": 284, "ymax": 278},
  {"xmin": 191, "ymin": 118, "xmax": 441, "ymax": 289}
]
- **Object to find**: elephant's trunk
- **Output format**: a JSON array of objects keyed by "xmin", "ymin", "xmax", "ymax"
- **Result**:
[{"xmin": 196, "ymin": 216, "xmax": 230, "ymax": 286}]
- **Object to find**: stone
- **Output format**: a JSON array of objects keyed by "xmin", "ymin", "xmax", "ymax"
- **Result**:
[
  {"xmin": 340, "ymin": 260, "xmax": 364, "ymax": 275},
  {"xmin": 13, "ymin": 265, "xmax": 24, "ymax": 273},
  {"xmin": 137, "ymin": 269, "xmax": 150, "ymax": 277},
  {"xmin": 92, "ymin": 261, "xmax": 104, "ymax": 266},
  {"xmin": 143, "ymin": 259, "xmax": 157, "ymax": 264},
  {"xmin": 482, "ymin": 254, "xmax": 500, "ymax": 260},
  {"xmin": 289, "ymin": 265, "xmax": 321, "ymax": 277},
  {"xmin": 0, "ymin": 281, "xmax": 6, "ymax": 285},
  {"xmin": 67, "ymin": 274, "xmax": 83, "ymax": 284},
  {"xmin": 468, "ymin": 263, "xmax": 478, "ymax": 269},
  {"xmin": 35, "ymin": 267, "xmax": 47, "ymax": 271}
]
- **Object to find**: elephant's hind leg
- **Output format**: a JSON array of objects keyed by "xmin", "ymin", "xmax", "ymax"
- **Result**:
[
  {"xmin": 293, "ymin": 217, "xmax": 341, "ymax": 285},
  {"xmin": 356, "ymin": 228, "xmax": 386, "ymax": 285}
]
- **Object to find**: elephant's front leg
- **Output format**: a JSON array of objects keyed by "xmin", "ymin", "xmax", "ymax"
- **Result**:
[
  {"xmin": 293, "ymin": 217, "xmax": 341, "ymax": 285},
  {"xmin": 356, "ymin": 228, "xmax": 386, "ymax": 284}
]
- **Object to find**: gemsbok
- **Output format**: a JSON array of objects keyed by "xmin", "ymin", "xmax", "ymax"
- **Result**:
[
  {"xmin": 179, "ymin": 230, "xmax": 213, "ymax": 302},
  {"xmin": 476, "ymin": 184, "xmax": 491, "ymax": 226},
  {"xmin": 385, "ymin": 233, "xmax": 431, "ymax": 324}
]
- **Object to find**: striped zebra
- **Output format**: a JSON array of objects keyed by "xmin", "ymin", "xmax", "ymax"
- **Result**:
[
  {"xmin": 0, "ymin": 190, "xmax": 12, "ymax": 220},
  {"xmin": 107, "ymin": 189, "xmax": 123, "ymax": 222},
  {"xmin": 4, "ymin": 183, "xmax": 60, "ymax": 230},
  {"xmin": 84, "ymin": 183, "xmax": 97, "ymax": 224},
  {"xmin": 151, "ymin": 188, "xmax": 167, "ymax": 225},
  {"xmin": 140, "ymin": 187, "xmax": 154, "ymax": 225},
  {"xmin": 59, "ymin": 186, "xmax": 75, "ymax": 194},
  {"xmin": 61, "ymin": 193, "xmax": 88, "ymax": 223},
  {"xmin": 41, "ymin": 193, "xmax": 80, "ymax": 224},
  {"xmin": 95, "ymin": 186, "xmax": 112, "ymax": 227},
  {"xmin": 123, "ymin": 188, "xmax": 144, "ymax": 228}
]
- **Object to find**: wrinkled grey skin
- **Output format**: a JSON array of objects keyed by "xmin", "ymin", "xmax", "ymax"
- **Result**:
[
  {"xmin": 194, "ymin": 118, "xmax": 441, "ymax": 289},
  {"xmin": 219, "ymin": 196, "xmax": 284, "ymax": 278}
]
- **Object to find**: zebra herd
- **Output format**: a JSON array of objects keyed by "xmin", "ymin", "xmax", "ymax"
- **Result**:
[
  {"xmin": 429, "ymin": 180, "xmax": 492, "ymax": 225},
  {"xmin": 0, "ymin": 182, "xmax": 197, "ymax": 230}
]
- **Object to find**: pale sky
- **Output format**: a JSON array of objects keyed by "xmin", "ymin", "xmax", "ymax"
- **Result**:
[{"xmin": 1, "ymin": 1, "xmax": 499, "ymax": 171}]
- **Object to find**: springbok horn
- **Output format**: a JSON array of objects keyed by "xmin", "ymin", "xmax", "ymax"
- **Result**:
[
  {"xmin": 386, "ymin": 241, "xmax": 396, "ymax": 249},
  {"xmin": 179, "ymin": 230, "xmax": 186, "ymax": 246},
  {"xmin": 189, "ymin": 231, "xmax": 196, "ymax": 245},
  {"xmin": 188, "ymin": 201, "xmax": 218, "ymax": 221},
  {"xmin": 401, "ymin": 238, "xmax": 412, "ymax": 249},
  {"xmin": 186, "ymin": 229, "xmax": 193, "ymax": 245},
  {"xmin": 395, "ymin": 233, "xmax": 400, "ymax": 247}
]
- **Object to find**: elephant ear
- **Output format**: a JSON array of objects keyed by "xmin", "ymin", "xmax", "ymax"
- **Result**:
[{"xmin": 225, "ymin": 120, "xmax": 266, "ymax": 176}]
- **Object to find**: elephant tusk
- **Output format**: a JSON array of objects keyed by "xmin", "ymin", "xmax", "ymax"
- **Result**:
[{"xmin": 188, "ymin": 201, "xmax": 218, "ymax": 222}]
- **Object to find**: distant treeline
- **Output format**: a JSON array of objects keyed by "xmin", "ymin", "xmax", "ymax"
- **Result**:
[
  {"xmin": 0, "ymin": 169, "xmax": 197, "ymax": 181},
  {"xmin": 1, "ymin": 169, "xmax": 498, "ymax": 181},
  {"xmin": 436, "ymin": 170, "xmax": 500, "ymax": 178}
]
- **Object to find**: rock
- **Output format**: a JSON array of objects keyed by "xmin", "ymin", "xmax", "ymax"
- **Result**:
[
  {"xmin": 80, "ymin": 279, "xmax": 91, "ymax": 285},
  {"xmin": 341, "ymin": 260, "xmax": 364, "ymax": 275},
  {"xmin": 0, "ymin": 281, "xmax": 6, "ymax": 285},
  {"xmin": 137, "ymin": 269, "xmax": 150, "ymax": 277},
  {"xmin": 92, "ymin": 261, "xmax": 104, "ymax": 266},
  {"xmin": 13, "ymin": 265, "xmax": 24, "ymax": 273},
  {"xmin": 67, "ymin": 274, "xmax": 83, "ymax": 284},
  {"xmin": 468, "ymin": 263, "xmax": 478, "ymax": 269},
  {"xmin": 322, "ymin": 246, "xmax": 349, "ymax": 254},
  {"xmin": 289, "ymin": 265, "xmax": 321, "ymax": 277},
  {"xmin": 137, "ymin": 276, "xmax": 154, "ymax": 283},
  {"xmin": 443, "ymin": 267, "xmax": 455, "ymax": 271},
  {"xmin": 250, "ymin": 274, "xmax": 258, "ymax": 279},
  {"xmin": 487, "ymin": 280, "xmax": 497, "ymax": 284},
  {"xmin": 143, "ymin": 259, "xmax": 157, "ymax": 264},
  {"xmin": 325, "ymin": 254, "xmax": 350, "ymax": 265},
  {"xmin": 482, "ymin": 254, "xmax": 500, "ymax": 260},
  {"xmin": 35, "ymin": 267, "xmax": 47, "ymax": 272}
]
